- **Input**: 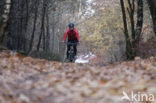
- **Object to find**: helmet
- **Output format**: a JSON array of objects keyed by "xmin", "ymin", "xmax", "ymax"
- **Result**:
[{"xmin": 68, "ymin": 23, "xmax": 74, "ymax": 28}]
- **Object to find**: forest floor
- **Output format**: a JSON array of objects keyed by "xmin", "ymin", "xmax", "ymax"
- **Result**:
[{"xmin": 0, "ymin": 51, "xmax": 156, "ymax": 103}]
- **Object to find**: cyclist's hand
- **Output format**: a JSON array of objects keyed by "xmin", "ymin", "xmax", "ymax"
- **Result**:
[
  {"xmin": 62, "ymin": 41, "xmax": 65, "ymax": 43},
  {"xmin": 77, "ymin": 42, "xmax": 80, "ymax": 45}
]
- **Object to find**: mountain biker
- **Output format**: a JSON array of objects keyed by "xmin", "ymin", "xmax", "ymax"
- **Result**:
[{"xmin": 62, "ymin": 23, "xmax": 80, "ymax": 59}]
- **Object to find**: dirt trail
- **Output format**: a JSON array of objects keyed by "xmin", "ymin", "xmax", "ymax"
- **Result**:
[{"xmin": 0, "ymin": 51, "xmax": 156, "ymax": 103}]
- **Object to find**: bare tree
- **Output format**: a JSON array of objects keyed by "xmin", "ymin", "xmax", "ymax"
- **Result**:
[{"xmin": 120, "ymin": 0, "xmax": 143, "ymax": 59}]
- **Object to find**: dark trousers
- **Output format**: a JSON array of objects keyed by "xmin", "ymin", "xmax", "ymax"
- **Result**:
[{"xmin": 67, "ymin": 40, "xmax": 77, "ymax": 58}]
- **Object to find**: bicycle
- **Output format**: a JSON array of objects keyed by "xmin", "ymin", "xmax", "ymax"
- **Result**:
[{"xmin": 65, "ymin": 42, "xmax": 78, "ymax": 62}]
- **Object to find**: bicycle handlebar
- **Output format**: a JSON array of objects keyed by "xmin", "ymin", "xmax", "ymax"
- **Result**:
[
  {"xmin": 62, "ymin": 42, "xmax": 79, "ymax": 45},
  {"xmin": 67, "ymin": 42, "xmax": 78, "ymax": 45}
]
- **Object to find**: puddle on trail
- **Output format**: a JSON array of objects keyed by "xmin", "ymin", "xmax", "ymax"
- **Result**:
[{"xmin": 75, "ymin": 52, "xmax": 96, "ymax": 63}]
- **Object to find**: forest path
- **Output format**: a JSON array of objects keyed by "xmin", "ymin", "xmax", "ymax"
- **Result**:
[{"xmin": 0, "ymin": 51, "xmax": 156, "ymax": 103}]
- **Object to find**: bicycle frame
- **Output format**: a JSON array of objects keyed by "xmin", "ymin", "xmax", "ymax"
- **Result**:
[{"xmin": 66, "ymin": 42, "xmax": 77, "ymax": 62}]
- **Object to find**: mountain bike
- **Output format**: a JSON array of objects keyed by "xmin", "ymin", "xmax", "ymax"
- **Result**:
[{"xmin": 66, "ymin": 42, "xmax": 77, "ymax": 62}]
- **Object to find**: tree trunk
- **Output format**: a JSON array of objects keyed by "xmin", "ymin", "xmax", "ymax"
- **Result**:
[
  {"xmin": 132, "ymin": 0, "xmax": 143, "ymax": 57},
  {"xmin": 46, "ymin": 11, "xmax": 50, "ymax": 51},
  {"xmin": 120, "ymin": 0, "xmax": 132, "ymax": 59},
  {"xmin": 0, "ymin": 0, "xmax": 11, "ymax": 43},
  {"xmin": 37, "ymin": 0, "xmax": 46, "ymax": 51},
  {"xmin": 147, "ymin": 0, "xmax": 156, "ymax": 35},
  {"xmin": 135, "ymin": 0, "xmax": 143, "ymax": 43},
  {"xmin": 27, "ymin": 0, "xmax": 39, "ymax": 54}
]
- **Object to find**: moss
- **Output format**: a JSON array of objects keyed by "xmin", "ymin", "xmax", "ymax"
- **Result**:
[{"xmin": 29, "ymin": 50, "xmax": 62, "ymax": 61}]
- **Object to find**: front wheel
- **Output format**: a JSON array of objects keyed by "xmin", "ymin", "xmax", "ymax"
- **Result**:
[{"xmin": 69, "ymin": 53, "xmax": 76, "ymax": 62}]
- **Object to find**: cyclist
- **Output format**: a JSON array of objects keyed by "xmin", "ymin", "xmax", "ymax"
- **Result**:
[{"xmin": 62, "ymin": 23, "xmax": 80, "ymax": 59}]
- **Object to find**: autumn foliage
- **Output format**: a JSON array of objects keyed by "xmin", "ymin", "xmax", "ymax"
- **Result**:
[{"xmin": 0, "ymin": 51, "xmax": 156, "ymax": 103}]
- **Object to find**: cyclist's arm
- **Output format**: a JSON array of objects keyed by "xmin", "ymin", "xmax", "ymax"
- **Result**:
[{"xmin": 63, "ymin": 30, "xmax": 68, "ymax": 41}]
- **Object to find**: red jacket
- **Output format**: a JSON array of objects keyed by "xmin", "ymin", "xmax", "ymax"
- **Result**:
[{"xmin": 63, "ymin": 28, "xmax": 80, "ymax": 42}]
